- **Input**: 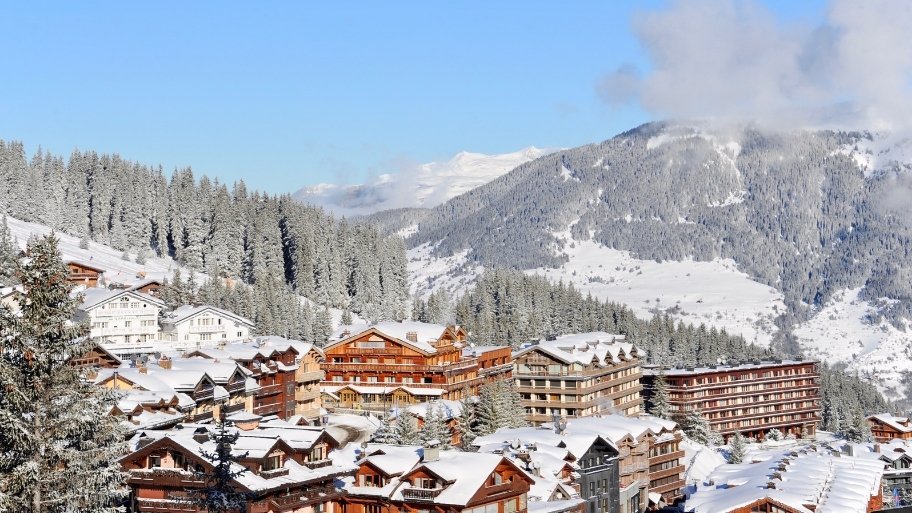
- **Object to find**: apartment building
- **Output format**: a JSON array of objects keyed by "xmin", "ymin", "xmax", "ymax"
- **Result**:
[
  {"xmin": 642, "ymin": 360, "xmax": 821, "ymax": 440},
  {"xmin": 512, "ymin": 333, "xmax": 644, "ymax": 424},
  {"xmin": 321, "ymin": 321, "xmax": 508, "ymax": 411},
  {"xmin": 160, "ymin": 304, "xmax": 254, "ymax": 348},
  {"xmin": 75, "ymin": 288, "xmax": 164, "ymax": 346}
]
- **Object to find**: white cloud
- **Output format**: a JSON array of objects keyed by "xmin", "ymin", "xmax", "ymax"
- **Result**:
[{"xmin": 598, "ymin": 0, "xmax": 912, "ymax": 131}]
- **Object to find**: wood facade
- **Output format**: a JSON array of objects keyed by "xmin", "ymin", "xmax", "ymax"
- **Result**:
[
  {"xmin": 644, "ymin": 360, "xmax": 821, "ymax": 440},
  {"xmin": 66, "ymin": 260, "xmax": 106, "ymax": 287},
  {"xmin": 868, "ymin": 414, "xmax": 912, "ymax": 442}
]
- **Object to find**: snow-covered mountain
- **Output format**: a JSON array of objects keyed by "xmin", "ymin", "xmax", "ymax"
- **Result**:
[
  {"xmin": 393, "ymin": 122, "xmax": 912, "ymax": 401},
  {"xmin": 293, "ymin": 147, "xmax": 549, "ymax": 217}
]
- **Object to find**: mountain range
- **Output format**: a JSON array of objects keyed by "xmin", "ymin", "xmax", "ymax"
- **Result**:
[{"xmin": 315, "ymin": 121, "xmax": 912, "ymax": 401}]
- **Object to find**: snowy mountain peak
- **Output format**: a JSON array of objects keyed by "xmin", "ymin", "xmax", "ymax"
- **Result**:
[{"xmin": 293, "ymin": 146, "xmax": 551, "ymax": 217}]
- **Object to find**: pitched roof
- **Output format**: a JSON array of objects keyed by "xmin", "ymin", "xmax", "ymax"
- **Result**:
[
  {"xmin": 514, "ymin": 332, "xmax": 639, "ymax": 367},
  {"xmin": 868, "ymin": 413, "xmax": 912, "ymax": 434},
  {"xmin": 328, "ymin": 321, "xmax": 455, "ymax": 354},
  {"xmin": 76, "ymin": 288, "xmax": 165, "ymax": 310},
  {"xmin": 163, "ymin": 304, "xmax": 254, "ymax": 328}
]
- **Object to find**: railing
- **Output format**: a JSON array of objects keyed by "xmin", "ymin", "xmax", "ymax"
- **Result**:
[
  {"xmin": 341, "ymin": 347, "xmax": 403, "ymax": 355},
  {"xmin": 649, "ymin": 450, "xmax": 685, "ymax": 464},
  {"xmin": 256, "ymin": 383, "xmax": 284, "ymax": 396},
  {"xmin": 192, "ymin": 389, "xmax": 214, "ymax": 401},
  {"xmin": 299, "ymin": 370, "xmax": 324, "ymax": 382},
  {"xmin": 136, "ymin": 498, "xmax": 199, "ymax": 512},
  {"xmin": 649, "ymin": 466, "xmax": 684, "ymax": 481},
  {"xmin": 303, "ymin": 459, "xmax": 333, "ymax": 470},
  {"xmin": 260, "ymin": 467, "xmax": 290, "ymax": 478},
  {"xmin": 322, "ymin": 361, "xmax": 478, "ymax": 375},
  {"xmin": 253, "ymin": 403, "xmax": 282, "ymax": 415},
  {"xmin": 268, "ymin": 487, "xmax": 344, "ymax": 509},
  {"xmin": 401, "ymin": 487, "xmax": 443, "ymax": 501}
]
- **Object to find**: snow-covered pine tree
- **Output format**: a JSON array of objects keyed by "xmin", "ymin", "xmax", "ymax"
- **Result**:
[
  {"xmin": 371, "ymin": 414, "xmax": 399, "ymax": 445},
  {"xmin": 189, "ymin": 416, "xmax": 253, "ymax": 513},
  {"xmin": 312, "ymin": 306, "xmax": 333, "ymax": 347},
  {"xmin": 0, "ymin": 234, "xmax": 128, "ymax": 512},
  {"xmin": 648, "ymin": 370, "xmax": 671, "ymax": 419},
  {"xmin": 455, "ymin": 393, "xmax": 479, "ymax": 451},
  {"xmin": 394, "ymin": 413, "xmax": 420, "ymax": 445},
  {"xmin": 681, "ymin": 408, "xmax": 722, "ymax": 446},
  {"xmin": 418, "ymin": 403, "xmax": 451, "ymax": 449},
  {"xmin": 0, "ymin": 215, "xmax": 19, "ymax": 283},
  {"xmin": 476, "ymin": 381, "xmax": 528, "ymax": 435},
  {"xmin": 728, "ymin": 432, "xmax": 747, "ymax": 464}
]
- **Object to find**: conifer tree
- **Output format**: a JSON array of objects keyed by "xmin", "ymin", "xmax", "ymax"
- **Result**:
[
  {"xmin": 728, "ymin": 432, "xmax": 747, "ymax": 464},
  {"xmin": 648, "ymin": 370, "xmax": 671, "ymax": 419},
  {"xmin": 418, "ymin": 403, "xmax": 451, "ymax": 449},
  {"xmin": 394, "ymin": 413, "xmax": 420, "ymax": 445},
  {"xmin": 455, "ymin": 393, "xmax": 479, "ymax": 451},
  {"xmin": 370, "ymin": 414, "xmax": 398, "ymax": 444},
  {"xmin": 680, "ymin": 408, "xmax": 722, "ymax": 446},
  {"xmin": 190, "ymin": 415, "xmax": 253, "ymax": 513},
  {"xmin": 0, "ymin": 215, "xmax": 19, "ymax": 284},
  {"xmin": 0, "ymin": 234, "xmax": 128, "ymax": 512}
]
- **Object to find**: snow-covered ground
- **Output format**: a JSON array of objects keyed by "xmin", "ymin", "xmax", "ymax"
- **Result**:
[
  {"xmin": 294, "ymin": 147, "xmax": 550, "ymax": 217},
  {"xmin": 407, "ymin": 243, "xmax": 485, "ymax": 299},
  {"xmin": 795, "ymin": 287, "xmax": 912, "ymax": 400},
  {"xmin": 681, "ymin": 438, "xmax": 725, "ymax": 488},
  {"xmin": 5, "ymin": 215, "xmax": 203, "ymax": 287},
  {"xmin": 530, "ymin": 233, "xmax": 785, "ymax": 346}
]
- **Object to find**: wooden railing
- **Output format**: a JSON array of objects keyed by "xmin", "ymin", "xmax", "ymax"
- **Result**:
[{"xmin": 401, "ymin": 487, "xmax": 443, "ymax": 501}]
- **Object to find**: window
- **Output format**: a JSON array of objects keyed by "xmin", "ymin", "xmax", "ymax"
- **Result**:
[
  {"xmin": 200, "ymin": 333, "xmax": 212, "ymax": 341},
  {"xmin": 262, "ymin": 454, "xmax": 282, "ymax": 471},
  {"xmin": 124, "ymin": 321, "xmax": 132, "ymax": 328},
  {"xmin": 504, "ymin": 498, "xmax": 519, "ymax": 513},
  {"xmin": 149, "ymin": 455, "xmax": 161, "ymax": 468},
  {"xmin": 171, "ymin": 451, "xmax": 184, "ymax": 469},
  {"xmin": 491, "ymin": 473, "xmax": 503, "ymax": 486},
  {"xmin": 237, "ymin": 331, "xmax": 243, "ymax": 337}
]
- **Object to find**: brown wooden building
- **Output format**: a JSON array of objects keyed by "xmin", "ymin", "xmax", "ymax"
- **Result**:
[
  {"xmin": 643, "ymin": 360, "xmax": 821, "ymax": 441},
  {"xmin": 512, "ymin": 332, "xmax": 644, "ymax": 424},
  {"xmin": 868, "ymin": 413, "xmax": 912, "ymax": 442},
  {"xmin": 340, "ymin": 444, "xmax": 533, "ymax": 513},
  {"xmin": 322, "ymin": 322, "xmax": 508, "ymax": 411},
  {"xmin": 65, "ymin": 260, "xmax": 106, "ymax": 288},
  {"xmin": 121, "ymin": 418, "xmax": 355, "ymax": 513}
]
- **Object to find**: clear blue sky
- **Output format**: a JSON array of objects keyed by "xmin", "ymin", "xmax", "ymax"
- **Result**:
[{"xmin": 0, "ymin": 1, "xmax": 825, "ymax": 194}]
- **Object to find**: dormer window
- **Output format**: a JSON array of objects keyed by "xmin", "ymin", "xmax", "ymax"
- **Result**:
[
  {"xmin": 415, "ymin": 477, "xmax": 437, "ymax": 489},
  {"xmin": 262, "ymin": 454, "xmax": 282, "ymax": 471},
  {"xmin": 149, "ymin": 455, "xmax": 161, "ymax": 468},
  {"xmin": 490, "ymin": 472, "xmax": 503, "ymax": 486}
]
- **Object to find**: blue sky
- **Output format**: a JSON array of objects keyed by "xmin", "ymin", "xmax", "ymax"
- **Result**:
[{"xmin": 0, "ymin": 1, "xmax": 826, "ymax": 193}]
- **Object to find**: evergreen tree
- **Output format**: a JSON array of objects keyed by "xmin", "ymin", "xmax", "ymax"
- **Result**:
[
  {"xmin": 680, "ymin": 408, "xmax": 722, "ymax": 446},
  {"xmin": 648, "ymin": 370, "xmax": 671, "ymax": 419},
  {"xmin": 135, "ymin": 246, "xmax": 148, "ymax": 265},
  {"xmin": 476, "ymin": 381, "xmax": 528, "ymax": 436},
  {"xmin": 728, "ymin": 432, "xmax": 747, "ymax": 464},
  {"xmin": 418, "ymin": 403, "xmax": 451, "ymax": 449},
  {"xmin": 341, "ymin": 308, "xmax": 353, "ymax": 326},
  {"xmin": 370, "ymin": 414, "xmax": 398, "ymax": 444},
  {"xmin": 455, "ymin": 393, "xmax": 479, "ymax": 451},
  {"xmin": 0, "ymin": 234, "xmax": 128, "ymax": 512},
  {"xmin": 394, "ymin": 414, "xmax": 419, "ymax": 445},
  {"xmin": 312, "ymin": 306, "xmax": 332, "ymax": 346},
  {"xmin": 0, "ymin": 215, "xmax": 19, "ymax": 284},
  {"xmin": 189, "ymin": 416, "xmax": 253, "ymax": 513}
]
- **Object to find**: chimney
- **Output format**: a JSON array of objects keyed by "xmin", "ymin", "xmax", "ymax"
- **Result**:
[
  {"xmin": 406, "ymin": 331, "xmax": 418, "ymax": 343},
  {"xmin": 874, "ymin": 443, "xmax": 881, "ymax": 453},
  {"xmin": 158, "ymin": 355, "xmax": 172, "ymax": 370},
  {"xmin": 138, "ymin": 365, "xmax": 148, "ymax": 374},
  {"xmin": 422, "ymin": 440, "xmax": 440, "ymax": 462}
]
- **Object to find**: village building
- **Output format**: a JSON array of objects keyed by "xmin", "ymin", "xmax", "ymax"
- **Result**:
[
  {"xmin": 187, "ymin": 336, "xmax": 325, "ymax": 422},
  {"xmin": 512, "ymin": 332, "xmax": 644, "ymax": 424},
  {"xmin": 71, "ymin": 343, "xmax": 123, "ymax": 373},
  {"xmin": 321, "ymin": 322, "xmax": 508, "ymax": 411},
  {"xmin": 642, "ymin": 360, "xmax": 821, "ymax": 441},
  {"xmin": 464, "ymin": 344, "xmax": 514, "ymax": 385},
  {"xmin": 872, "ymin": 440, "xmax": 912, "ymax": 508},
  {"xmin": 335, "ymin": 442, "xmax": 534, "ymax": 513},
  {"xmin": 129, "ymin": 278, "xmax": 164, "ymax": 297},
  {"xmin": 685, "ymin": 443, "xmax": 885, "ymax": 513},
  {"xmin": 75, "ymin": 288, "xmax": 165, "ymax": 347},
  {"xmin": 160, "ymin": 304, "xmax": 255, "ymax": 348},
  {"xmin": 121, "ymin": 416, "xmax": 354, "ymax": 513},
  {"xmin": 868, "ymin": 413, "xmax": 912, "ymax": 442},
  {"xmin": 65, "ymin": 260, "xmax": 106, "ymax": 287},
  {"xmin": 0, "ymin": 284, "xmax": 25, "ymax": 315}
]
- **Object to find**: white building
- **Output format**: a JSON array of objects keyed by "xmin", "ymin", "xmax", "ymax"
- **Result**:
[
  {"xmin": 160, "ymin": 304, "xmax": 254, "ymax": 349},
  {"xmin": 75, "ymin": 289, "xmax": 164, "ymax": 346}
]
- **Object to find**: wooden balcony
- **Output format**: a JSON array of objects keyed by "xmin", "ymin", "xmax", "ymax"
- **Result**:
[
  {"xmin": 136, "ymin": 498, "xmax": 199, "ymax": 512},
  {"xmin": 256, "ymin": 383, "xmax": 284, "ymax": 396},
  {"xmin": 298, "ymin": 370, "xmax": 324, "ymax": 382},
  {"xmin": 649, "ymin": 465, "xmax": 684, "ymax": 481},
  {"xmin": 402, "ymin": 487, "xmax": 443, "ymax": 501},
  {"xmin": 303, "ymin": 458, "xmax": 333, "ymax": 470},
  {"xmin": 268, "ymin": 487, "xmax": 345, "ymax": 510},
  {"xmin": 649, "ymin": 450, "xmax": 685, "ymax": 465}
]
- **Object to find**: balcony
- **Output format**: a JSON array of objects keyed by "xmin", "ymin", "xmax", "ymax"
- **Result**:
[
  {"xmin": 649, "ymin": 450, "xmax": 685, "ymax": 465},
  {"xmin": 253, "ymin": 403, "xmax": 282, "ymax": 415},
  {"xmin": 268, "ymin": 487, "xmax": 344, "ymax": 509},
  {"xmin": 136, "ymin": 498, "xmax": 199, "ymax": 512},
  {"xmin": 401, "ymin": 487, "xmax": 443, "ymax": 501},
  {"xmin": 303, "ymin": 459, "xmax": 333, "ymax": 470},
  {"xmin": 257, "ymin": 383, "xmax": 284, "ymax": 396},
  {"xmin": 299, "ymin": 370, "xmax": 324, "ymax": 382},
  {"xmin": 649, "ymin": 465, "xmax": 684, "ymax": 481},
  {"xmin": 260, "ymin": 467, "xmax": 290, "ymax": 479}
]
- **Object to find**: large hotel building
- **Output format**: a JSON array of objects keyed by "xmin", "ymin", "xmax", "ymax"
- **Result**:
[{"xmin": 642, "ymin": 359, "xmax": 821, "ymax": 440}]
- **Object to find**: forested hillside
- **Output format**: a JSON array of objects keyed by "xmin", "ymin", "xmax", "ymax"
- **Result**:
[
  {"xmin": 0, "ymin": 140, "xmax": 408, "ymax": 320},
  {"xmin": 425, "ymin": 268, "xmax": 888, "ymax": 433},
  {"xmin": 402, "ymin": 123, "xmax": 912, "ymax": 353}
]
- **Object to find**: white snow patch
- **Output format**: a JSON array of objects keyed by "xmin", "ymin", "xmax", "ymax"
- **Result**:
[
  {"xmin": 795, "ymin": 287, "xmax": 912, "ymax": 400},
  {"xmin": 529, "ymin": 231, "xmax": 785, "ymax": 347},
  {"xmin": 558, "ymin": 165, "xmax": 579, "ymax": 182},
  {"xmin": 407, "ymin": 243, "xmax": 484, "ymax": 300},
  {"xmin": 707, "ymin": 190, "xmax": 746, "ymax": 208},
  {"xmin": 396, "ymin": 224, "xmax": 419, "ymax": 239},
  {"xmin": 836, "ymin": 132, "xmax": 912, "ymax": 176}
]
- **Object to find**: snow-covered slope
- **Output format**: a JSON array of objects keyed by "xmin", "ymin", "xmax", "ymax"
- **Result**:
[
  {"xmin": 795, "ymin": 288, "xmax": 912, "ymax": 401},
  {"xmin": 294, "ymin": 147, "xmax": 549, "ymax": 217}
]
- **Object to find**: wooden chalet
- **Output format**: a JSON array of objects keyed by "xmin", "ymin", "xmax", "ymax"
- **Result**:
[
  {"xmin": 868, "ymin": 413, "xmax": 912, "ymax": 442},
  {"xmin": 66, "ymin": 260, "xmax": 106, "ymax": 287}
]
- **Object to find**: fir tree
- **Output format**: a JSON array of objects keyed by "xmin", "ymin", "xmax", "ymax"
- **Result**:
[
  {"xmin": 680, "ymin": 408, "xmax": 722, "ymax": 446},
  {"xmin": 728, "ymin": 432, "xmax": 747, "ymax": 464},
  {"xmin": 476, "ymin": 381, "xmax": 528, "ymax": 436},
  {"xmin": 648, "ymin": 370, "xmax": 671, "ymax": 419},
  {"xmin": 189, "ymin": 415, "xmax": 253, "ymax": 513},
  {"xmin": 370, "ymin": 414, "xmax": 398, "ymax": 444},
  {"xmin": 455, "ymin": 393, "xmax": 479, "ymax": 451},
  {"xmin": 120, "ymin": 249, "xmax": 130, "ymax": 261},
  {"xmin": 78, "ymin": 235, "xmax": 89, "ymax": 250},
  {"xmin": 0, "ymin": 234, "xmax": 128, "ymax": 512},
  {"xmin": 418, "ymin": 403, "xmax": 451, "ymax": 449},
  {"xmin": 394, "ymin": 413, "xmax": 419, "ymax": 445},
  {"xmin": 0, "ymin": 214, "xmax": 18, "ymax": 284},
  {"xmin": 341, "ymin": 308, "xmax": 353, "ymax": 326},
  {"xmin": 135, "ymin": 246, "xmax": 148, "ymax": 265}
]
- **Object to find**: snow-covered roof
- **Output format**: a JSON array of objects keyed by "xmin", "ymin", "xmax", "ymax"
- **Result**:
[
  {"xmin": 76, "ymin": 287, "xmax": 165, "ymax": 310},
  {"xmin": 868, "ymin": 413, "xmax": 912, "ymax": 434},
  {"xmin": 321, "ymin": 385, "xmax": 446, "ymax": 398},
  {"xmin": 125, "ymin": 423, "xmax": 355, "ymax": 492},
  {"xmin": 163, "ymin": 304, "xmax": 254, "ymax": 328},
  {"xmin": 514, "ymin": 332, "xmax": 639, "ymax": 367},
  {"xmin": 685, "ymin": 443, "xmax": 885, "ymax": 513},
  {"xmin": 328, "ymin": 321, "xmax": 455, "ymax": 354},
  {"xmin": 646, "ymin": 359, "xmax": 816, "ymax": 376}
]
